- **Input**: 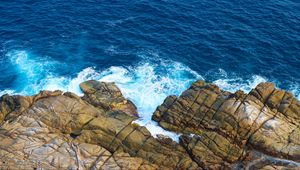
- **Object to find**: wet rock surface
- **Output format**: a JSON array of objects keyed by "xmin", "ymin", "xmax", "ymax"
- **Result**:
[
  {"xmin": 153, "ymin": 80, "xmax": 300, "ymax": 169},
  {"xmin": 0, "ymin": 80, "xmax": 299, "ymax": 169}
]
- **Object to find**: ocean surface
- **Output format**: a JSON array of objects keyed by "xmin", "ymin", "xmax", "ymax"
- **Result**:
[{"xmin": 0, "ymin": 0, "xmax": 299, "ymax": 137}]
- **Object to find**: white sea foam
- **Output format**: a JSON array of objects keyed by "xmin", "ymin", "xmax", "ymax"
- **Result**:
[
  {"xmin": 287, "ymin": 83, "xmax": 300, "ymax": 100},
  {"xmin": 2, "ymin": 50, "xmax": 201, "ymax": 140},
  {"xmin": 38, "ymin": 67, "xmax": 100, "ymax": 95},
  {"xmin": 2, "ymin": 50, "xmax": 300, "ymax": 141},
  {"xmin": 7, "ymin": 50, "xmax": 58, "ymax": 94},
  {"xmin": 96, "ymin": 61, "xmax": 202, "ymax": 140},
  {"xmin": 213, "ymin": 74, "xmax": 268, "ymax": 93},
  {"xmin": 0, "ymin": 89, "xmax": 15, "ymax": 96}
]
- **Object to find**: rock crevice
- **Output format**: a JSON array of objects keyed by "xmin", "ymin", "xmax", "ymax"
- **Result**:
[
  {"xmin": 0, "ymin": 80, "xmax": 299, "ymax": 169},
  {"xmin": 153, "ymin": 80, "xmax": 300, "ymax": 169}
]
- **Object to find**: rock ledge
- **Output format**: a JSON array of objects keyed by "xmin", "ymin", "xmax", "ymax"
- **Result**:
[
  {"xmin": 153, "ymin": 80, "xmax": 300, "ymax": 169},
  {"xmin": 0, "ymin": 80, "xmax": 299, "ymax": 169}
]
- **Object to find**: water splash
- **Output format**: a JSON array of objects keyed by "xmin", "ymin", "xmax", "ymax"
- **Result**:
[
  {"xmin": 96, "ymin": 61, "xmax": 203, "ymax": 139},
  {"xmin": 7, "ymin": 50, "xmax": 58, "ymax": 94},
  {"xmin": 2, "ymin": 50, "xmax": 300, "ymax": 140}
]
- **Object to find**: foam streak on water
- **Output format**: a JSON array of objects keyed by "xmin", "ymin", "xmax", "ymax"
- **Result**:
[{"xmin": 2, "ymin": 50, "xmax": 300, "ymax": 140}]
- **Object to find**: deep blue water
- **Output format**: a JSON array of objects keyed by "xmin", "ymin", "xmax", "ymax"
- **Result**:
[{"xmin": 0, "ymin": 0, "xmax": 300, "ymax": 131}]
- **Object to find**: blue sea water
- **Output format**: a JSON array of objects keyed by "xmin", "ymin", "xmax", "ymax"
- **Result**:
[{"xmin": 0, "ymin": 0, "xmax": 299, "ymax": 136}]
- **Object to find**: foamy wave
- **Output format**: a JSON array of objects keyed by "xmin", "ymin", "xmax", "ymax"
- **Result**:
[
  {"xmin": 97, "ymin": 62, "xmax": 203, "ymax": 115},
  {"xmin": 37, "ymin": 60, "xmax": 199, "ymax": 140},
  {"xmin": 6, "ymin": 50, "xmax": 59, "ymax": 94},
  {"xmin": 95, "ymin": 61, "xmax": 202, "ymax": 140},
  {"xmin": 38, "ymin": 67, "xmax": 100, "ymax": 95},
  {"xmin": 2, "ymin": 50, "xmax": 300, "ymax": 140},
  {"xmin": 0, "ymin": 89, "xmax": 15, "ymax": 96},
  {"xmin": 2, "ymin": 50, "xmax": 201, "ymax": 140},
  {"xmin": 287, "ymin": 83, "xmax": 300, "ymax": 100},
  {"xmin": 213, "ymin": 75, "xmax": 268, "ymax": 93}
]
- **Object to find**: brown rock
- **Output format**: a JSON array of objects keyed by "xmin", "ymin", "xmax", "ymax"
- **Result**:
[
  {"xmin": 153, "ymin": 81, "xmax": 300, "ymax": 169},
  {"xmin": 0, "ymin": 80, "xmax": 299, "ymax": 169},
  {"xmin": 80, "ymin": 80, "xmax": 139, "ymax": 117},
  {"xmin": 0, "ymin": 80, "xmax": 198, "ymax": 169}
]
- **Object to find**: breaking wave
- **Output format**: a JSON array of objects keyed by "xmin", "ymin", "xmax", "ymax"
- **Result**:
[{"xmin": 2, "ymin": 50, "xmax": 300, "ymax": 139}]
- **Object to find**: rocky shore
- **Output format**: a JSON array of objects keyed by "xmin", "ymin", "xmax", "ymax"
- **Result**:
[{"xmin": 0, "ymin": 80, "xmax": 299, "ymax": 169}]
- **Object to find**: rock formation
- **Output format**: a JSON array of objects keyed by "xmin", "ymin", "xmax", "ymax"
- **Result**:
[
  {"xmin": 0, "ymin": 81, "xmax": 197, "ymax": 169},
  {"xmin": 0, "ymin": 80, "xmax": 299, "ymax": 169},
  {"xmin": 153, "ymin": 80, "xmax": 300, "ymax": 169}
]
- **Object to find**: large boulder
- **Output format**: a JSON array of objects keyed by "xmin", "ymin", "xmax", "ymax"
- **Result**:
[
  {"xmin": 80, "ymin": 80, "xmax": 139, "ymax": 117},
  {"xmin": 153, "ymin": 80, "xmax": 300, "ymax": 169}
]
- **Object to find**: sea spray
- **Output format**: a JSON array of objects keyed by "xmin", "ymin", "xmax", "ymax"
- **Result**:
[{"xmin": 2, "ymin": 50, "xmax": 300, "ymax": 140}]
